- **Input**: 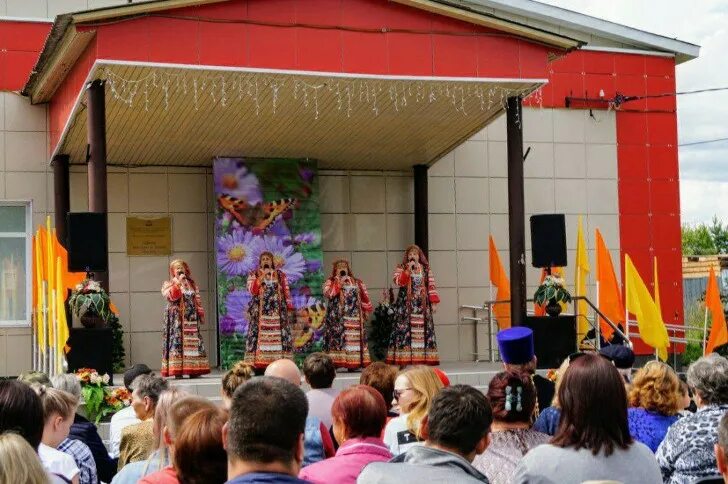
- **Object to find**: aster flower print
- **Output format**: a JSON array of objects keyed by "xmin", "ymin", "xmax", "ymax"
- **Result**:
[
  {"xmin": 225, "ymin": 289, "xmax": 251, "ymax": 335},
  {"xmin": 214, "ymin": 158, "xmax": 263, "ymax": 203},
  {"xmin": 258, "ymin": 235, "xmax": 307, "ymax": 284},
  {"xmin": 217, "ymin": 230, "xmax": 260, "ymax": 276}
]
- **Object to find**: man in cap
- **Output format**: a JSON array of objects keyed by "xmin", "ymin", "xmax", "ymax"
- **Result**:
[
  {"xmin": 599, "ymin": 344, "xmax": 635, "ymax": 384},
  {"xmin": 497, "ymin": 327, "xmax": 555, "ymax": 412},
  {"xmin": 109, "ymin": 364, "xmax": 152, "ymax": 458}
]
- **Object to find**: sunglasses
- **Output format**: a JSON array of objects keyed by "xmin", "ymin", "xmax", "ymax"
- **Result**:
[{"xmin": 393, "ymin": 388, "xmax": 412, "ymax": 400}]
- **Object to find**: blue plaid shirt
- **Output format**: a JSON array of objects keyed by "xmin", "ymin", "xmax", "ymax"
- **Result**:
[{"xmin": 58, "ymin": 438, "xmax": 98, "ymax": 484}]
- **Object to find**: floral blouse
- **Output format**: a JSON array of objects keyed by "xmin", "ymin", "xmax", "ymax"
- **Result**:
[{"xmin": 627, "ymin": 407, "xmax": 679, "ymax": 453}]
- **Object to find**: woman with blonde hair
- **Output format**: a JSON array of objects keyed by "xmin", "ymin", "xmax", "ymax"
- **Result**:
[
  {"xmin": 627, "ymin": 360, "xmax": 681, "ymax": 452},
  {"xmin": 0, "ymin": 432, "xmax": 49, "ymax": 484},
  {"xmin": 221, "ymin": 361, "xmax": 254, "ymax": 409},
  {"xmin": 382, "ymin": 366, "xmax": 443, "ymax": 455}
]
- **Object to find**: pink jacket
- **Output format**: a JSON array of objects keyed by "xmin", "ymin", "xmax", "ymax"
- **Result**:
[{"xmin": 298, "ymin": 437, "xmax": 392, "ymax": 484}]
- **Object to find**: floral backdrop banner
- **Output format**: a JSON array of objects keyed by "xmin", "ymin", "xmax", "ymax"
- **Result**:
[{"xmin": 214, "ymin": 157, "xmax": 325, "ymax": 369}]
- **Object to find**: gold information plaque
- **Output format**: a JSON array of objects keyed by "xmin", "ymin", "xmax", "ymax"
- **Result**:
[{"xmin": 126, "ymin": 217, "xmax": 172, "ymax": 256}]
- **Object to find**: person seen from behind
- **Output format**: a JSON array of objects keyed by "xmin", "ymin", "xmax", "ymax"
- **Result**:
[
  {"xmin": 34, "ymin": 385, "xmax": 83, "ymax": 484},
  {"xmin": 0, "ymin": 432, "xmax": 50, "ymax": 484},
  {"xmin": 303, "ymin": 352, "xmax": 339, "ymax": 430},
  {"xmin": 221, "ymin": 361, "xmax": 254, "ymax": 409},
  {"xmin": 360, "ymin": 362, "xmax": 399, "ymax": 419},
  {"xmin": 110, "ymin": 364, "xmax": 153, "ymax": 459}
]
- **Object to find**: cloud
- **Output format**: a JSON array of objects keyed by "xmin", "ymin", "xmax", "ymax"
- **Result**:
[{"xmin": 680, "ymin": 180, "xmax": 728, "ymax": 224}]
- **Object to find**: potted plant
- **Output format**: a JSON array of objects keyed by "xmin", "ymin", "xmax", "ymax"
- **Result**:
[
  {"xmin": 75, "ymin": 368, "xmax": 131, "ymax": 423},
  {"xmin": 367, "ymin": 288, "xmax": 395, "ymax": 362},
  {"xmin": 69, "ymin": 279, "xmax": 111, "ymax": 328},
  {"xmin": 534, "ymin": 275, "xmax": 572, "ymax": 317}
]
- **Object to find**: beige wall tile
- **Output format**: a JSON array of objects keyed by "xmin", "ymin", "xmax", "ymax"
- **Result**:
[
  {"xmin": 456, "ymin": 214, "xmax": 489, "ymax": 250},
  {"xmin": 429, "ymin": 151, "xmax": 454, "ymax": 176},
  {"xmin": 487, "ymin": 141, "xmax": 508, "ymax": 177},
  {"xmin": 435, "ymin": 325, "xmax": 459, "ymax": 362},
  {"xmin": 524, "ymin": 178, "xmax": 555, "ymax": 214},
  {"xmin": 48, "ymin": 0, "xmax": 87, "ymax": 17},
  {"xmin": 523, "ymin": 108, "xmax": 553, "ymax": 143},
  {"xmin": 321, "ymin": 214, "xmax": 351, "ymax": 251},
  {"xmin": 122, "ymin": 331, "xmax": 132, "ymax": 367},
  {"xmin": 428, "ymin": 250, "xmax": 457, "ymax": 288},
  {"xmin": 129, "ymin": 174, "xmax": 168, "ymax": 213},
  {"xmin": 109, "ymin": 292, "xmax": 131, "ymax": 334},
  {"xmin": 319, "ymin": 175, "xmax": 349, "ymax": 213},
  {"xmin": 129, "ymin": 256, "xmax": 169, "ymax": 293},
  {"xmin": 457, "ymin": 286, "xmax": 489, "ymax": 307},
  {"xmin": 456, "ymin": 250, "xmax": 488, "ymax": 287},
  {"xmin": 454, "ymin": 141, "xmax": 488, "ymax": 177},
  {"xmin": 6, "ymin": 334, "xmax": 31, "ymax": 376},
  {"xmin": 385, "ymin": 176, "xmax": 413, "ymax": 213},
  {"xmin": 0, "ymin": 172, "xmax": 4, "ymax": 198},
  {"xmin": 554, "ymin": 143, "xmax": 586, "ymax": 179},
  {"xmin": 323, "ymin": 251, "xmax": 351, "ymax": 274},
  {"xmin": 130, "ymin": 332, "xmax": 162, "ymax": 369},
  {"xmin": 108, "ymin": 173, "xmax": 129, "ymax": 213},
  {"xmin": 0, "ymin": 93, "xmax": 5, "ymax": 130},
  {"xmin": 108, "ymin": 213, "xmax": 127, "ymax": 253},
  {"xmin": 6, "ymin": 0, "xmax": 46, "ymax": 16},
  {"xmin": 555, "ymin": 179, "xmax": 587, "ymax": 214},
  {"xmin": 130, "ymin": 293, "xmax": 163, "ymax": 333},
  {"xmin": 69, "ymin": 171, "xmax": 89, "ymax": 212},
  {"xmin": 455, "ymin": 178, "xmax": 488, "ymax": 213},
  {"xmin": 427, "ymin": 177, "xmax": 455, "ymax": 213},
  {"xmin": 485, "ymin": 113, "xmax": 506, "ymax": 141},
  {"xmin": 387, "ymin": 251, "xmax": 405, "ymax": 278},
  {"xmin": 587, "ymin": 179, "xmax": 618, "ymax": 214},
  {"xmin": 386, "ymin": 214, "xmax": 413, "ymax": 251},
  {"xmin": 168, "ymin": 174, "xmax": 206, "ymax": 213},
  {"xmin": 350, "ymin": 176, "xmax": 385, "ymax": 213},
  {"xmin": 4, "ymin": 93, "xmax": 45, "ymax": 131},
  {"xmin": 109, "ymin": 253, "xmax": 130, "ymax": 293},
  {"xmin": 429, "ymin": 214, "xmax": 456, "ymax": 250},
  {"xmin": 351, "ymin": 214, "xmax": 386, "ymax": 250},
  {"xmin": 6, "ymin": 172, "xmax": 47, "ymax": 211},
  {"xmin": 88, "ymin": 0, "xmax": 128, "ymax": 8},
  {"xmin": 553, "ymin": 109, "xmax": 586, "ymax": 143},
  {"xmin": 524, "ymin": 142, "xmax": 554, "ymax": 178},
  {"xmin": 350, "ymin": 252, "xmax": 388, "ymax": 290},
  {"xmin": 470, "ymin": 125, "xmax": 487, "ymax": 141},
  {"xmin": 433, "ymin": 287, "xmax": 458, "ymax": 325},
  {"xmin": 586, "ymin": 144, "xmax": 618, "ymax": 179},
  {"xmin": 459, "ymin": 324, "xmax": 476, "ymax": 361},
  {"xmin": 489, "ymin": 214, "xmax": 509, "ymax": 249},
  {"xmin": 172, "ymin": 213, "xmax": 208, "ymax": 252},
  {"xmin": 489, "ymin": 178, "xmax": 508, "ymax": 214},
  {"xmin": 0, "ymin": 133, "xmax": 5, "ymax": 172},
  {"xmin": 170, "ymin": 252, "xmax": 209, "ymax": 291},
  {"xmin": 0, "ymin": 334, "xmax": 6, "ymax": 376},
  {"xmin": 587, "ymin": 214, "xmax": 620, "ymax": 252},
  {"xmin": 585, "ymin": 110, "xmax": 616, "ymax": 144}
]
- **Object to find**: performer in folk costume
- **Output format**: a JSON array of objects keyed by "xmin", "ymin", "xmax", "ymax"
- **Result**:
[
  {"xmin": 160, "ymin": 260, "xmax": 210, "ymax": 378},
  {"xmin": 244, "ymin": 251, "xmax": 294, "ymax": 369},
  {"xmin": 387, "ymin": 245, "xmax": 440, "ymax": 366},
  {"xmin": 322, "ymin": 259, "xmax": 373, "ymax": 370}
]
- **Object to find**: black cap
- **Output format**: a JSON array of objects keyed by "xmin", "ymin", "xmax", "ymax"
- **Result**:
[
  {"xmin": 599, "ymin": 345, "xmax": 635, "ymax": 369},
  {"xmin": 123, "ymin": 364, "xmax": 152, "ymax": 390}
]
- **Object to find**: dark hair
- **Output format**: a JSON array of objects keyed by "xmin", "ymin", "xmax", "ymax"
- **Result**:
[
  {"xmin": 331, "ymin": 385, "xmax": 387, "ymax": 440},
  {"xmin": 487, "ymin": 371, "xmax": 537, "ymax": 423},
  {"xmin": 0, "ymin": 380, "xmax": 44, "ymax": 450},
  {"xmin": 124, "ymin": 364, "xmax": 152, "ymax": 390},
  {"xmin": 174, "ymin": 407, "xmax": 228, "ymax": 484},
  {"xmin": 719, "ymin": 412, "xmax": 728, "ymax": 451},
  {"xmin": 426, "ymin": 384, "xmax": 492, "ymax": 456},
  {"xmin": 228, "ymin": 377, "xmax": 308, "ymax": 464},
  {"xmin": 551, "ymin": 353, "xmax": 632, "ymax": 456},
  {"xmin": 133, "ymin": 375, "xmax": 169, "ymax": 406},
  {"xmin": 222, "ymin": 362, "xmax": 254, "ymax": 399},
  {"xmin": 303, "ymin": 352, "xmax": 336, "ymax": 389},
  {"xmin": 360, "ymin": 362, "xmax": 398, "ymax": 409}
]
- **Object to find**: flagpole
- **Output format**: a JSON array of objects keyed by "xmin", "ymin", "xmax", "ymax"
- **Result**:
[
  {"xmin": 703, "ymin": 304, "xmax": 709, "ymax": 356},
  {"xmin": 624, "ymin": 255, "xmax": 630, "ymax": 342},
  {"xmin": 595, "ymin": 280, "xmax": 600, "ymax": 349}
]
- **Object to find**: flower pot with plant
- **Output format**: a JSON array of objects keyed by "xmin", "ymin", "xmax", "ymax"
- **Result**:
[
  {"xmin": 534, "ymin": 275, "xmax": 572, "ymax": 317},
  {"xmin": 69, "ymin": 279, "xmax": 111, "ymax": 328},
  {"xmin": 75, "ymin": 368, "xmax": 131, "ymax": 423}
]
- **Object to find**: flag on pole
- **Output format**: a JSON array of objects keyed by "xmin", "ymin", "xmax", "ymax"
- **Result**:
[
  {"xmin": 488, "ymin": 236, "xmax": 511, "ymax": 329},
  {"xmin": 625, "ymin": 255, "xmax": 669, "ymax": 361},
  {"xmin": 653, "ymin": 257, "xmax": 662, "ymax": 319},
  {"xmin": 705, "ymin": 266, "xmax": 728, "ymax": 355},
  {"xmin": 595, "ymin": 229, "xmax": 622, "ymax": 341},
  {"xmin": 574, "ymin": 216, "xmax": 590, "ymax": 338}
]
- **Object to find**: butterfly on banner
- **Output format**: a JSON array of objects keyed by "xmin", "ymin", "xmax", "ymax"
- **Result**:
[{"xmin": 218, "ymin": 195, "xmax": 296, "ymax": 234}]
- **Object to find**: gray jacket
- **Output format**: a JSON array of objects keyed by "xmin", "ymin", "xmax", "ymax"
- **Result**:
[{"xmin": 357, "ymin": 445, "xmax": 490, "ymax": 484}]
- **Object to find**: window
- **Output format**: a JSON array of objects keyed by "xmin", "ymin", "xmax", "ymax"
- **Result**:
[{"xmin": 0, "ymin": 202, "xmax": 31, "ymax": 326}]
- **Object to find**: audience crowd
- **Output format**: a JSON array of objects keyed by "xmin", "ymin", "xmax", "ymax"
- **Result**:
[{"xmin": 1, "ymin": 328, "xmax": 727, "ymax": 484}]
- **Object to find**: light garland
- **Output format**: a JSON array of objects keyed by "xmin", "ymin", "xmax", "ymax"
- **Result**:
[{"xmin": 103, "ymin": 67, "xmax": 544, "ymax": 121}]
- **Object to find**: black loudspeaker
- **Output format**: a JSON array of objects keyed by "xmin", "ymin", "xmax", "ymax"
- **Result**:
[
  {"xmin": 530, "ymin": 214, "xmax": 567, "ymax": 268},
  {"xmin": 66, "ymin": 328, "xmax": 114, "ymax": 384},
  {"xmin": 67, "ymin": 213, "xmax": 108, "ymax": 272},
  {"xmin": 524, "ymin": 315, "xmax": 577, "ymax": 369}
]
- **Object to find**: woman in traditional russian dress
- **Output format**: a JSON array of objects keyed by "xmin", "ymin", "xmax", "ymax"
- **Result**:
[
  {"xmin": 322, "ymin": 259, "xmax": 373, "ymax": 370},
  {"xmin": 386, "ymin": 245, "xmax": 440, "ymax": 366},
  {"xmin": 244, "ymin": 251, "xmax": 294, "ymax": 369},
  {"xmin": 160, "ymin": 259, "xmax": 210, "ymax": 378}
]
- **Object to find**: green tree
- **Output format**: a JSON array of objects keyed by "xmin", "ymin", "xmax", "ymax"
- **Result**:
[
  {"xmin": 710, "ymin": 216, "xmax": 728, "ymax": 254},
  {"xmin": 682, "ymin": 223, "xmax": 717, "ymax": 255}
]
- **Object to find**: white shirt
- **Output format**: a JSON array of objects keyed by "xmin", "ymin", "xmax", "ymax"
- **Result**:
[
  {"xmin": 382, "ymin": 414, "xmax": 423, "ymax": 456},
  {"xmin": 306, "ymin": 388, "xmax": 340, "ymax": 429},
  {"xmin": 109, "ymin": 405, "xmax": 140, "ymax": 458},
  {"xmin": 39, "ymin": 443, "xmax": 80, "ymax": 482}
]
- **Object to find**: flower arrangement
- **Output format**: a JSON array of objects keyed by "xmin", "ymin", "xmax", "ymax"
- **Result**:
[
  {"xmin": 69, "ymin": 279, "xmax": 112, "ymax": 323},
  {"xmin": 533, "ymin": 275, "xmax": 572, "ymax": 306},
  {"xmin": 75, "ymin": 368, "xmax": 130, "ymax": 423}
]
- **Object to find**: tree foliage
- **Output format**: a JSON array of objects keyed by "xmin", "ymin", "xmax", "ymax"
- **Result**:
[{"xmin": 682, "ymin": 216, "xmax": 728, "ymax": 255}]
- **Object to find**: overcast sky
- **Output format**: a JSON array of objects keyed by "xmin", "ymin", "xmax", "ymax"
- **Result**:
[{"xmin": 541, "ymin": 0, "xmax": 728, "ymax": 225}]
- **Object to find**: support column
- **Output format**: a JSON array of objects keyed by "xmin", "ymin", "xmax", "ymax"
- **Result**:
[
  {"xmin": 86, "ymin": 79, "xmax": 109, "ymax": 291},
  {"xmin": 506, "ymin": 96, "xmax": 526, "ymax": 326},
  {"xmin": 51, "ymin": 154, "xmax": 70, "ymax": 248},
  {"xmin": 413, "ymin": 164, "xmax": 429, "ymax": 257}
]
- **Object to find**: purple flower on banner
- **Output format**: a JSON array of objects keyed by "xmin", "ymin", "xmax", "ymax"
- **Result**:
[
  {"xmin": 219, "ymin": 315, "xmax": 237, "ymax": 336},
  {"xmin": 225, "ymin": 289, "xmax": 251, "ymax": 335},
  {"xmin": 259, "ymin": 235, "xmax": 307, "ymax": 284},
  {"xmin": 298, "ymin": 165, "xmax": 315, "ymax": 184},
  {"xmin": 269, "ymin": 219, "xmax": 291, "ymax": 240},
  {"xmin": 294, "ymin": 232, "xmax": 318, "ymax": 245},
  {"xmin": 214, "ymin": 158, "xmax": 263, "ymax": 203},
  {"xmin": 217, "ymin": 230, "xmax": 260, "ymax": 276},
  {"xmin": 306, "ymin": 260, "xmax": 322, "ymax": 273},
  {"xmin": 291, "ymin": 291, "xmax": 321, "ymax": 311}
]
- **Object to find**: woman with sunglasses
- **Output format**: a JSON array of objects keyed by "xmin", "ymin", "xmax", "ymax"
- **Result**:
[{"xmin": 382, "ymin": 366, "xmax": 443, "ymax": 456}]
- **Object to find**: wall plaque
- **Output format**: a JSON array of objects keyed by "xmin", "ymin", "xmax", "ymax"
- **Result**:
[{"xmin": 126, "ymin": 217, "xmax": 172, "ymax": 256}]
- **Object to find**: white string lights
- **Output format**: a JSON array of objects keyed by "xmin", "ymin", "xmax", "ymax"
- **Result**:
[{"xmin": 103, "ymin": 67, "xmax": 544, "ymax": 120}]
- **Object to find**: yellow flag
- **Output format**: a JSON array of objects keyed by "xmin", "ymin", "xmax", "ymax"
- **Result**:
[
  {"xmin": 625, "ymin": 255, "xmax": 669, "ymax": 360},
  {"xmin": 46, "ymin": 218, "xmax": 55, "ymax": 348},
  {"xmin": 653, "ymin": 257, "xmax": 662, "ymax": 320},
  {"xmin": 34, "ymin": 230, "xmax": 45, "ymax": 355},
  {"xmin": 56, "ymin": 256, "xmax": 69, "ymax": 357},
  {"xmin": 574, "ymin": 216, "xmax": 590, "ymax": 338}
]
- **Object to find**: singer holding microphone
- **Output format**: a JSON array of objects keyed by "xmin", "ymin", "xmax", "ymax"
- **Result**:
[
  {"xmin": 386, "ymin": 245, "xmax": 440, "ymax": 366},
  {"xmin": 322, "ymin": 259, "xmax": 372, "ymax": 370},
  {"xmin": 244, "ymin": 251, "xmax": 294, "ymax": 370},
  {"xmin": 160, "ymin": 260, "xmax": 210, "ymax": 378}
]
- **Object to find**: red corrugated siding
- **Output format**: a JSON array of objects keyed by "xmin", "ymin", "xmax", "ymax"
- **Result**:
[{"xmin": 0, "ymin": 21, "xmax": 51, "ymax": 91}]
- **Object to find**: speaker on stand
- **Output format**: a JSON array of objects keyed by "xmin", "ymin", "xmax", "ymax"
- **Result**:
[{"xmin": 530, "ymin": 214, "xmax": 567, "ymax": 269}]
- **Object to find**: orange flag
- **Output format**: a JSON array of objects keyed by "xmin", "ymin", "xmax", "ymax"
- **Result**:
[
  {"xmin": 488, "ymin": 236, "xmax": 511, "ymax": 329},
  {"xmin": 705, "ymin": 266, "xmax": 728, "ymax": 354},
  {"xmin": 595, "ymin": 229, "xmax": 623, "ymax": 341}
]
